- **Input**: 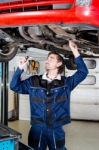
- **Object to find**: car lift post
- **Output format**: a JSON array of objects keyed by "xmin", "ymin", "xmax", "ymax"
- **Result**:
[{"xmin": 1, "ymin": 62, "xmax": 9, "ymax": 125}]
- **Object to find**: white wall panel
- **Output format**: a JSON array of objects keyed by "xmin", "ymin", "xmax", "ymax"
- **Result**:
[
  {"xmin": 71, "ymin": 103, "xmax": 99, "ymax": 120},
  {"xmin": 66, "ymin": 58, "xmax": 99, "ymax": 120}
]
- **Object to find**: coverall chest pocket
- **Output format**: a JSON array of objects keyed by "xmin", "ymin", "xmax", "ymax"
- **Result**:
[
  {"xmin": 54, "ymin": 87, "xmax": 67, "ymax": 103},
  {"xmin": 30, "ymin": 87, "xmax": 45, "ymax": 104}
]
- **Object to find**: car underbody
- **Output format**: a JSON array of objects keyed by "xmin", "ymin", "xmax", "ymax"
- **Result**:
[{"xmin": 0, "ymin": 25, "xmax": 99, "ymax": 62}]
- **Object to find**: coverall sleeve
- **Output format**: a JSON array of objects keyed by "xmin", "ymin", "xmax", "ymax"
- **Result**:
[
  {"xmin": 67, "ymin": 56, "xmax": 89, "ymax": 91},
  {"xmin": 10, "ymin": 67, "xmax": 32, "ymax": 94}
]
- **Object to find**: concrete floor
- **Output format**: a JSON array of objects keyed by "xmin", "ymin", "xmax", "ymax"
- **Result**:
[{"xmin": 8, "ymin": 120, "xmax": 99, "ymax": 150}]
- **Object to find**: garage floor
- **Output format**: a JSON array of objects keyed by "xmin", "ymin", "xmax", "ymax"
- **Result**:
[{"xmin": 8, "ymin": 120, "xmax": 99, "ymax": 150}]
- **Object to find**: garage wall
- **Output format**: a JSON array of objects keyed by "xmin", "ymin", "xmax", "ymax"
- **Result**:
[{"xmin": 67, "ymin": 58, "xmax": 99, "ymax": 120}]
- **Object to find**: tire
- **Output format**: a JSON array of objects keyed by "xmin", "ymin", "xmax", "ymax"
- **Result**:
[{"xmin": 0, "ymin": 42, "xmax": 18, "ymax": 62}]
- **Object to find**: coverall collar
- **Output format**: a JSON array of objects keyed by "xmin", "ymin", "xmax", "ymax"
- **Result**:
[{"xmin": 42, "ymin": 72, "xmax": 61, "ymax": 83}]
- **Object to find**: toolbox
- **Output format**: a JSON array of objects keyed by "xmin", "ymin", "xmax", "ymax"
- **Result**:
[
  {"xmin": 0, "ymin": 123, "xmax": 34, "ymax": 150},
  {"xmin": 0, "ymin": 123, "xmax": 21, "ymax": 150}
]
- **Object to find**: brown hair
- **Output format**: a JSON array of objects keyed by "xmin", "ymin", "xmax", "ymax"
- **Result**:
[{"xmin": 48, "ymin": 51, "xmax": 65, "ymax": 74}]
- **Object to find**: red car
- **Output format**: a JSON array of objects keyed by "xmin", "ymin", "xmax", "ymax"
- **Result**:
[
  {"xmin": 0, "ymin": 0, "xmax": 99, "ymax": 27},
  {"xmin": 0, "ymin": 0, "xmax": 99, "ymax": 62}
]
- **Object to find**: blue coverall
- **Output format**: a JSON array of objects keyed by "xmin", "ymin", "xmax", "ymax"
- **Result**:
[{"xmin": 10, "ymin": 56, "xmax": 88, "ymax": 150}]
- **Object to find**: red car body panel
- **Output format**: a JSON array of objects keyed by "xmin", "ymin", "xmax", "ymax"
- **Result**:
[{"xmin": 0, "ymin": 0, "xmax": 99, "ymax": 27}]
